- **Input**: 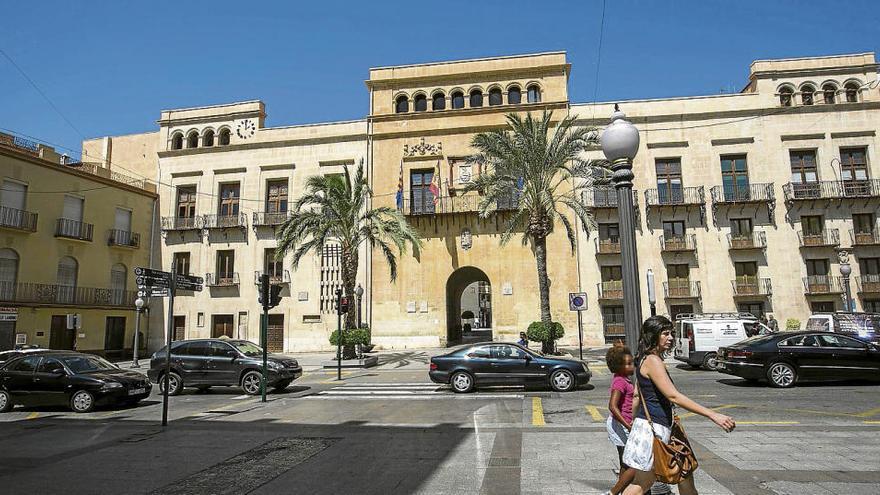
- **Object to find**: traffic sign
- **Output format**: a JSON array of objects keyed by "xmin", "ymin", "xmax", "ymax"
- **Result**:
[
  {"xmin": 139, "ymin": 287, "xmax": 169, "ymax": 297},
  {"xmin": 569, "ymin": 292, "xmax": 588, "ymax": 311},
  {"xmin": 177, "ymin": 274, "xmax": 204, "ymax": 285},
  {"xmin": 175, "ymin": 281, "xmax": 203, "ymax": 292},
  {"xmin": 137, "ymin": 276, "xmax": 170, "ymax": 288},
  {"xmin": 134, "ymin": 267, "xmax": 172, "ymax": 280}
]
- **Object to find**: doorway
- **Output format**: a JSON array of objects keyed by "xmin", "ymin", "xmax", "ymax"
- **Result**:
[
  {"xmin": 267, "ymin": 314, "xmax": 284, "ymax": 353},
  {"xmin": 0, "ymin": 321, "xmax": 14, "ymax": 351},
  {"xmin": 104, "ymin": 317, "xmax": 126, "ymax": 359},
  {"xmin": 173, "ymin": 316, "xmax": 186, "ymax": 340},
  {"xmin": 446, "ymin": 267, "xmax": 492, "ymax": 345},
  {"xmin": 212, "ymin": 315, "xmax": 234, "ymax": 338},
  {"xmin": 50, "ymin": 315, "xmax": 75, "ymax": 350}
]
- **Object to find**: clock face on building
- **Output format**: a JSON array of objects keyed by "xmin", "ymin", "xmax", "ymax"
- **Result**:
[{"xmin": 236, "ymin": 119, "xmax": 256, "ymax": 139}]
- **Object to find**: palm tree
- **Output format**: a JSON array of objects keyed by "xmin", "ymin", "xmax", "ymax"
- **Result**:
[
  {"xmin": 276, "ymin": 160, "xmax": 421, "ymax": 357},
  {"xmin": 465, "ymin": 111, "xmax": 606, "ymax": 351}
]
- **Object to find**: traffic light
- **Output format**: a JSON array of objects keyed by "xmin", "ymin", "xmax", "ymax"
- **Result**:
[
  {"xmin": 258, "ymin": 274, "xmax": 270, "ymax": 309},
  {"xmin": 268, "ymin": 284, "xmax": 282, "ymax": 309},
  {"xmin": 337, "ymin": 295, "xmax": 350, "ymax": 315}
]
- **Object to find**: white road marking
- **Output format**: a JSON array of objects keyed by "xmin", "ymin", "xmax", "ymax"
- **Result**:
[{"xmin": 302, "ymin": 394, "xmax": 524, "ymax": 400}]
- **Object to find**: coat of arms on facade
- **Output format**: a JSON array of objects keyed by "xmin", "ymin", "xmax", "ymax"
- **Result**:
[
  {"xmin": 403, "ymin": 137, "xmax": 442, "ymax": 157},
  {"xmin": 460, "ymin": 228, "xmax": 472, "ymax": 250},
  {"xmin": 837, "ymin": 250, "xmax": 850, "ymax": 265}
]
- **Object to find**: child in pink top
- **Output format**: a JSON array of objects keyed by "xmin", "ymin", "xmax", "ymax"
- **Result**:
[{"xmin": 605, "ymin": 342, "xmax": 637, "ymax": 495}]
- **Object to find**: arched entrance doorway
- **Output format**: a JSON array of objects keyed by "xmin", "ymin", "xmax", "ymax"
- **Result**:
[{"xmin": 446, "ymin": 266, "xmax": 492, "ymax": 345}]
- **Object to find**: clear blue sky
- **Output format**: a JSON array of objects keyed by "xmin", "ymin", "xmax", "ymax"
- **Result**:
[{"xmin": 2, "ymin": 0, "xmax": 878, "ymax": 158}]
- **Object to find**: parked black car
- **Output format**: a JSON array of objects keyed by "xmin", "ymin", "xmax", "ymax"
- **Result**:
[
  {"xmin": 147, "ymin": 339, "xmax": 302, "ymax": 396},
  {"xmin": 429, "ymin": 343, "xmax": 591, "ymax": 393},
  {"xmin": 0, "ymin": 347, "xmax": 49, "ymax": 366},
  {"xmin": 0, "ymin": 351, "xmax": 152, "ymax": 413},
  {"xmin": 717, "ymin": 331, "xmax": 880, "ymax": 388}
]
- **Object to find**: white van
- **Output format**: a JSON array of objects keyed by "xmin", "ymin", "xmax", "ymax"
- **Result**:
[
  {"xmin": 673, "ymin": 313, "xmax": 772, "ymax": 370},
  {"xmin": 805, "ymin": 312, "xmax": 880, "ymax": 344}
]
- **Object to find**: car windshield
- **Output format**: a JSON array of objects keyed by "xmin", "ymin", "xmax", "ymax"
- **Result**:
[
  {"xmin": 230, "ymin": 341, "xmax": 263, "ymax": 357},
  {"xmin": 62, "ymin": 355, "xmax": 117, "ymax": 373}
]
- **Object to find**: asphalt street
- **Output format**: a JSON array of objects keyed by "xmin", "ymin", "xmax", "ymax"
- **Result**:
[{"xmin": 0, "ymin": 349, "xmax": 878, "ymax": 494}]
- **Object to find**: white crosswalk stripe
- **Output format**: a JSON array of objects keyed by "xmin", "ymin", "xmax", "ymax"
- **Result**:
[{"xmin": 304, "ymin": 382, "xmax": 524, "ymax": 400}]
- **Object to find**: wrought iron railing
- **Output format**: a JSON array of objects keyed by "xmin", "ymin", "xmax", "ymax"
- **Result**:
[
  {"xmin": 161, "ymin": 215, "xmax": 202, "ymax": 231},
  {"xmin": 203, "ymin": 213, "xmax": 247, "ymax": 229},
  {"xmin": 731, "ymin": 277, "xmax": 772, "ymax": 297},
  {"xmin": 597, "ymin": 281, "xmax": 624, "ymax": 300},
  {"xmin": 660, "ymin": 234, "xmax": 697, "ymax": 252},
  {"xmin": 595, "ymin": 237, "xmax": 621, "ymax": 254},
  {"xmin": 253, "ymin": 211, "xmax": 290, "ymax": 226},
  {"xmin": 663, "ymin": 280, "xmax": 701, "ymax": 299},
  {"xmin": 603, "ymin": 322, "xmax": 625, "ymax": 338},
  {"xmin": 206, "ymin": 272, "xmax": 240, "ymax": 287},
  {"xmin": 645, "ymin": 186, "xmax": 704, "ymax": 207},
  {"xmin": 857, "ymin": 274, "xmax": 880, "ymax": 294},
  {"xmin": 583, "ymin": 187, "xmax": 639, "ymax": 208},
  {"xmin": 108, "ymin": 229, "xmax": 140, "ymax": 248},
  {"xmin": 0, "ymin": 206, "xmax": 38, "ymax": 232},
  {"xmin": 727, "ymin": 231, "xmax": 767, "ymax": 250},
  {"xmin": 783, "ymin": 180, "xmax": 880, "ymax": 201},
  {"xmin": 0, "ymin": 282, "xmax": 136, "ymax": 308},
  {"xmin": 254, "ymin": 270, "xmax": 290, "ymax": 285},
  {"xmin": 802, "ymin": 275, "xmax": 844, "ymax": 294},
  {"xmin": 710, "ymin": 183, "xmax": 775, "ymax": 203},
  {"xmin": 400, "ymin": 192, "xmax": 519, "ymax": 216},
  {"xmin": 55, "ymin": 218, "xmax": 93, "ymax": 241},
  {"xmin": 797, "ymin": 229, "xmax": 839, "ymax": 248},
  {"xmin": 851, "ymin": 229, "xmax": 880, "ymax": 246}
]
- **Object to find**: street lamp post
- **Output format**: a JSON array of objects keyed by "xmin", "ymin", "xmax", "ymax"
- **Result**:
[
  {"xmin": 839, "ymin": 250, "xmax": 853, "ymax": 312},
  {"xmin": 647, "ymin": 269, "xmax": 657, "ymax": 316},
  {"xmin": 601, "ymin": 105, "xmax": 642, "ymax": 348},
  {"xmin": 355, "ymin": 283, "xmax": 364, "ymax": 329},
  {"xmin": 132, "ymin": 297, "xmax": 145, "ymax": 368}
]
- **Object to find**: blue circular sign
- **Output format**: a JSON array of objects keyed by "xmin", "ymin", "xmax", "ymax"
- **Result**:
[{"xmin": 572, "ymin": 296, "xmax": 585, "ymax": 307}]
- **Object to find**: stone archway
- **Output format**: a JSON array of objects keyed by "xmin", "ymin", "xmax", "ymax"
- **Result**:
[{"xmin": 446, "ymin": 266, "xmax": 492, "ymax": 345}]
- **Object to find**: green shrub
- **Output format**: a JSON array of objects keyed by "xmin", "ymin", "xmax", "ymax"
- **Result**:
[
  {"xmin": 785, "ymin": 318, "xmax": 800, "ymax": 331},
  {"xmin": 526, "ymin": 321, "xmax": 565, "ymax": 343},
  {"xmin": 329, "ymin": 328, "xmax": 370, "ymax": 346}
]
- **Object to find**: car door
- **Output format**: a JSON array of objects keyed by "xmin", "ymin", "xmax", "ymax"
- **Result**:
[
  {"xmin": 815, "ymin": 334, "xmax": 875, "ymax": 380},
  {"xmin": 175, "ymin": 342, "xmax": 208, "ymax": 383},
  {"xmin": 32, "ymin": 357, "xmax": 70, "ymax": 406},
  {"xmin": 1, "ymin": 356, "xmax": 41, "ymax": 405},
  {"xmin": 776, "ymin": 334, "xmax": 826, "ymax": 379},
  {"xmin": 206, "ymin": 342, "xmax": 239, "ymax": 385},
  {"xmin": 486, "ymin": 345, "xmax": 527, "ymax": 385},
  {"xmin": 465, "ymin": 345, "xmax": 495, "ymax": 385}
]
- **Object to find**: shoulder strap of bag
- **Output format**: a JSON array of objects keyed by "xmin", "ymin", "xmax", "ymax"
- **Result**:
[{"xmin": 634, "ymin": 360, "xmax": 655, "ymax": 429}]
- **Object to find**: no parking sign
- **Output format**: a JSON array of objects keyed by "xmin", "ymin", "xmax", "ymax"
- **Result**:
[{"xmin": 569, "ymin": 292, "xmax": 588, "ymax": 311}]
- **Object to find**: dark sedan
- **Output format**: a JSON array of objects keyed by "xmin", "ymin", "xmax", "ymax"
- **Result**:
[
  {"xmin": 429, "ymin": 343, "xmax": 591, "ymax": 393},
  {"xmin": 0, "ymin": 351, "xmax": 152, "ymax": 413},
  {"xmin": 717, "ymin": 331, "xmax": 880, "ymax": 388}
]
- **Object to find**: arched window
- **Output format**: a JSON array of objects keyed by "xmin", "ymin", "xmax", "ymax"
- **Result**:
[
  {"xmin": 56, "ymin": 256, "xmax": 78, "ymax": 304},
  {"xmin": 219, "ymin": 128, "xmax": 231, "ymax": 145},
  {"xmin": 414, "ymin": 94, "xmax": 427, "ymax": 112},
  {"xmin": 527, "ymin": 84, "xmax": 541, "ymax": 103},
  {"xmin": 822, "ymin": 84, "xmax": 837, "ymax": 104},
  {"xmin": 110, "ymin": 263, "xmax": 127, "ymax": 306},
  {"xmin": 488, "ymin": 88, "xmax": 502, "ymax": 106},
  {"xmin": 451, "ymin": 91, "xmax": 464, "ymax": 109},
  {"xmin": 170, "ymin": 133, "xmax": 183, "ymax": 150},
  {"xmin": 432, "ymin": 92, "xmax": 446, "ymax": 111},
  {"xmin": 395, "ymin": 95, "xmax": 409, "ymax": 113},
  {"xmin": 186, "ymin": 131, "xmax": 199, "ymax": 148},
  {"xmin": 0, "ymin": 248, "xmax": 18, "ymax": 301},
  {"xmin": 508, "ymin": 86, "xmax": 522, "ymax": 104},
  {"xmin": 845, "ymin": 82, "xmax": 860, "ymax": 103},
  {"xmin": 203, "ymin": 129, "xmax": 215, "ymax": 147},
  {"xmin": 469, "ymin": 89, "xmax": 483, "ymax": 108},
  {"xmin": 801, "ymin": 85, "xmax": 815, "ymax": 106},
  {"xmin": 779, "ymin": 86, "xmax": 793, "ymax": 107}
]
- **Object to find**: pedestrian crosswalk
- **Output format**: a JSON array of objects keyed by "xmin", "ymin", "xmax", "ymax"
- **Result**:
[{"xmin": 304, "ymin": 382, "xmax": 524, "ymax": 400}]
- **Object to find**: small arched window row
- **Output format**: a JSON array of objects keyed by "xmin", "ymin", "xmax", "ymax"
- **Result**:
[
  {"xmin": 391, "ymin": 82, "xmax": 544, "ymax": 112},
  {"xmin": 777, "ymin": 80, "xmax": 863, "ymax": 107},
  {"xmin": 168, "ymin": 127, "xmax": 233, "ymax": 150}
]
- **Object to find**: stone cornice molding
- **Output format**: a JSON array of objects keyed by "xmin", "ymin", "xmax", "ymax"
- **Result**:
[{"xmin": 365, "ymin": 64, "xmax": 570, "ymax": 90}]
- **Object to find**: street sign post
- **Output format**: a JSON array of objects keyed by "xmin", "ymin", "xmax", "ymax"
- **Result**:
[{"xmin": 569, "ymin": 292, "xmax": 588, "ymax": 360}]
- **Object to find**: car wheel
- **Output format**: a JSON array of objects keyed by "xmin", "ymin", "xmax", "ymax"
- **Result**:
[
  {"xmin": 0, "ymin": 390, "xmax": 13, "ymax": 413},
  {"xmin": 701, "ymin": 352, "xmax": 719, "ymax": 371},
  {"xmin": 767, "ymin": 361, "xmax": 797, "ymax": 388},
  {"xmin": 241, "ymin": 371, "xmax": 263, "ymax": 395},
  {"xmin": 70, "ymin": 390, "xmax": 96, "ymax": 413},
  {"xmin": 550, "ymin": 369, "xmax": 576, "ymax": 392},
  {"xmin": 450, "ymin": 371, "xmax": 474, "ymax": 393},
  {"xmin": 160, "ymin": 372, "xmax": 183, "ymax": 396},
  {"xmin": 273, "ymin": 380, "xmax": 292, "ymax": 392}
]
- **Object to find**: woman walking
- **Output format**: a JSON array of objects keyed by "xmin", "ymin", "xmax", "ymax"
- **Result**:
[{"xmin": 622, "ymin": 316, "xmax": 736, "ymax": 495}]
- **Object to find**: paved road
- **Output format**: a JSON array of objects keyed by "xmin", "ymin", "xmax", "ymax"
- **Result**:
[{"xmin": 1, "ymin": 351, "xmax": 878, "ymax": 494}]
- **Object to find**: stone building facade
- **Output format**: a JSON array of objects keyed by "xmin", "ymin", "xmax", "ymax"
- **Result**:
[{"xmin": 82, "ymin": 51, "xmax": 880, "ymax": 351}]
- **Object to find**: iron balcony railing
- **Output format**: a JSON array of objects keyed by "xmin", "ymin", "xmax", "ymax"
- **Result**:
[
  {"xmin": 161, "ymin": 215, "xmax": 202, "ymax": 231},
  {"xmin": 645, "ymin": 186, "xmax": 705, "ymax": 207},
  {"xmin": 797, "ymin": 229, "xmax": 839, "ymax": 248},
  {"xmin": 206, "ymin": 272, "xmax": 240, "ymax": 287},
  {"xmin": 583, "ymin": 187, "xmax": 639, "ymax": 209},
  {"xmin": 731, "ymin": 277, "xmax": 773, "ymax": 297},
  {"xmin": 663, "ymin": 280, "xmax": 701, "ymax": 299},
  {"xmin": 55, "ymin": 218, "xmax": 93, "ymax": 241},
  {"xmin": 107, "ymin": 229, "xmax": 140, "ymax": 248},
  {"xmin": 203, "ymin": 213, "xmax": 247, "ymax": 229},
  {"xmin": 710, "ymin": 183, "xmax": 775, "ymax": 204},
  {"xmin": 0, "ymin": 282, "xmax": 136, "ymax": 308},
  {"xmin": 803, "ymin": 275, "xmax": 844, "ymax": 295},
  {"xmin": 783, "ymin": 180, "xmax": 880, "ymax": 201},
  {"xmin": 851, "ymin": 229, "xmax": 880, "ymax": 246},
  {"xmin": 603, "ymin": 322, "xmax": 626, "ymax": 339},
  {"xmin": 857, "ymin": 274, "xmax": 880, "ymax": 294},
  {"xmin": 252, "ymin": 211, "xmax": 290, "ymax": 226},
  {"xmin": 660, "ymin": 234, "xmax": 697, "ymax": 253},
  {"xmin": 597, "ymin": 281, "xmax": 624, "ymax": 301},
  {"xmin": 727, "ymin": 231, "xmax": 767, "ymax": 250},
  {"xmin": 0, "ymin": 206, "xmax": 38, "ymax": 232},
  {"xmin": 400, "ymin": 192, "xmax": 519, "ymax": 216},
  {"xmin": 254, "ymin": 270, "xmax": 291, "ymax": 285},
  {"xmin": 595, "ymin": 237, "xmax": 621, "ymax": 255}
]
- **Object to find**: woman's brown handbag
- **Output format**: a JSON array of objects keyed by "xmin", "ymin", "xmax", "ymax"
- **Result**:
[{"xmin": 635, "ymin": 378, "xmax": 699, "ymax": 484}]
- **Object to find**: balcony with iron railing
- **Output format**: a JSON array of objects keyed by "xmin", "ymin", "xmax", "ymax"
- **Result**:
[
  {"xmin": 663, "ymin": 280, "xmax": 701, "ymax": 299},
  {"xmin": 400, "ymin": 192, "xmax": 519, "ymax": 216},
  {"xmin": 253, "ymin": 270, "xmax": 291, "ymax": 285},
  {"xmin": 0, "ymin": 206, "xmax": 38, "ymax": 232},
  {"xmin": 803, "ymin": 275, "xmax": 844, "ymax": 295},
  {"xmin": 857, "ymin": 274, "xmax": 880, "ymax": 294},
  {"xmin": 55, "ymin": 218, "xmax": 93, "ymax": 241},
  {"xmin": 595, "ymin": 237, "xmax": 621, "ymax": 255},
  {"xmin": 107, "ymin": 229, "xmax": 140, "ymax": 248},
  {"xmin": 660, "ymin": 234, "xmax": 697, "ymax": 253},
  {"xmin": 0, "ymin": 282, "xmax": 136, "ymax": 308},
  {"xmin": 597, "ymin": 281, "xmax": 624, "ymax": 301},
  {"xmin": 783, "ymin": 180, "xmax": 880, "ymax": 202},
  {"xmin": 727, "ymin": 231, "xmax": 767, "ymax": 250},
  {"xmin": 851, "ymin": 229, "xmax": 880, "ymax": 247},
  {"xmin": 161, "ymin": 215, "xmax": 202, "ymax": 231},
  {"xmin": 731, "ymin": 277, "xmax": 773, "ymax": 297},
  {"xmin": 797, "ymin": 229, "xmax": 839, "ymax": 248},
  {"xmin": 583, "ymin": 187, "xmax": 639, "ymax": 209},
  {"xmin": 710, "ymin": 183, "xmax": 775, "ymax": 204},
  {"xmin": 203, "ymin": 213, "xmax": 247, "ymax": 229},
  {"xmin": 253, "ymin": 211, "xmax": 290, "ymax": 227},
  {"xmin": 206, "ymin": 272, "xmax": 240, "ymax": 287},
  {"xmin": 645, "ymin": 186, "xmax": 705, "ymax": 207}
]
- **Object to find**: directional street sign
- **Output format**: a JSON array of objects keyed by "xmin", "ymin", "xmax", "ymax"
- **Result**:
[
  {"xmin": 175, "ymin": 281, "xmax": 203, "ymax": 292},
  {"xmin": 139, "ymin": 287, "xmax": 170, "ymax": 297},
  {"xmin": 136, "ymin": 276, "xmax": 170, "ymax": 288},
  {"xmin": 176, "ymin": 274, "xmax": 204, "ymax": 285},
  {"xmin": 134, "ymin": 267, "xmax": 172, "ymax": 280}
]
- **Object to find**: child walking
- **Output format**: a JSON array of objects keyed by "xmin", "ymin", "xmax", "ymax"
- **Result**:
[{"xmin": 604, "ymin": 342, "xmax": 637, "ymax": 495}]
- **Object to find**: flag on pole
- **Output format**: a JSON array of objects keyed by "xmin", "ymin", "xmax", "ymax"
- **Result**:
[
  {"xmin": 395, "ymin": 159, "xmax": 404, "ymax": 210},
  {"xmin": 429, "ymin": 160, "xmax": 440, "ymax": 205}
]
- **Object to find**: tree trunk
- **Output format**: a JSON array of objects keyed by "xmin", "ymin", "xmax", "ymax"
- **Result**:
[
  {"xmin": 341, "ymin": 245, "xmax": 359, "ymax": 360},
  {"xmin": 533, "ymin": 233, "xmax": 554, "ymax": 354}
]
